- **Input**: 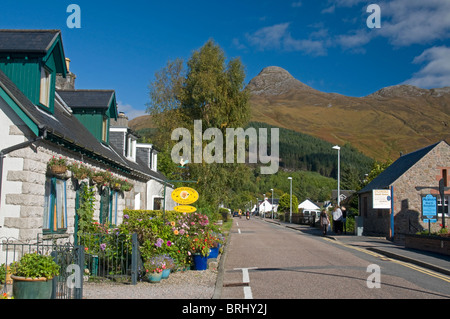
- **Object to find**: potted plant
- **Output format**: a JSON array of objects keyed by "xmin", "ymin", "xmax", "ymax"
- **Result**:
[
  {"xmin": 68, "ymin": 162, "xmax": 91, "ymax": 180},
  {"xmin": 190, "ymin": 234, "xmax": 210, "ymax": 270},
  {"xmin": 161, "ymin": 255, "xmax": 174, "ymax": 279},
  {"xmin": 144, "ymin": 256, "xmax": 166, "ymax": 283},
  {"xmin": 10, "ymin": 253, "xmax": 60, "ymax": 299},
  {"xmin": 121, "ymin": 180, "xmax": 133, "ymax": 192},
  {"xmin": 91, "ymin": 170, "xmax": 107, "ymax": 184},
  {"xmin": 110, "ymin": 177, "xmax": 123, "ymax": 191},
  {"xmin": 47, "ymin": 156, "xmax": 68, "ymax": 175}
]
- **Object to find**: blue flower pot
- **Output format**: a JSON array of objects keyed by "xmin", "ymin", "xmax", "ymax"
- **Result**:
[
  {"xmin": 147, "ymin": 271, "xmax": 163, "ymax": 283},
  {"xmin": 208, "ymin": 247, "xmax": 219, "ymax": 259},
  {"xmin": 193, "ymin": 254, "xmax": 208, "ymax": 270},
  {"xmin": 161, "ymin": 268, "xmax": 171, "ymax": 279}
]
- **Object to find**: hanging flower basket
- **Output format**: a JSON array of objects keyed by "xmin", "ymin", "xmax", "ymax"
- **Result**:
[
  {"xmin": 50, "ymin": 165, "xmax": 67, "ymax": 175},
  {"xmin": 91, "ymin": 175, "xmax": 104, "ymax": 184},
  {"xmin": 47, "ymin": 156, "xmax": 68, "ymax": 175},
  {"xmin": 68, "ymin": 162, "xmax": 91, "ymax": 180}
]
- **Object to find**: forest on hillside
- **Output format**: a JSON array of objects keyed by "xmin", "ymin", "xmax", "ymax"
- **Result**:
[{"xmin": 248, "ymin": 122, "xmax": 374, "ymax": 187}]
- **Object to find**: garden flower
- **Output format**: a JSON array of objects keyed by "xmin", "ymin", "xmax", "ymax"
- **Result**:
[
  {"xmin": 155, "ymin": 238, "xmax": 163, "ymax": 248},
  {"xmin": 171, "ymin": 221, "xmax": 176, "ymax": 226},
  {"xmin": 174, "ymin": 230, "xmax": 179, "ymax": 235},
  {"xmin": 167, "ymin": 240, "xmax": 172, "ymax": 247},
  {"xmin": 100, "ymin": 243, "xmax": 106, "ymax": 251},
  {"xmin": 124, "ymin": 214, "xmax": 129, "ymax": 219}
]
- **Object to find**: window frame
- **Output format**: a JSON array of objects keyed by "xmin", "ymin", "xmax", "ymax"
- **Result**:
[
  {"xmin": 43, "ymin": 177, "xmax": 68, "ymax": 234},
  {"xmin": 39, "ymin": 66, "xmax": 52, "ymax": 107}
]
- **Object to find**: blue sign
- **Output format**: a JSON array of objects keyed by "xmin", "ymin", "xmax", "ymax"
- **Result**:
[{"xmin": 422, "ymin": 195, "xmax": 437, "ymax": 221}]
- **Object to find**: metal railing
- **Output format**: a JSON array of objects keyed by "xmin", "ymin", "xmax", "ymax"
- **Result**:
[
  {"xmin": 0, "ymin": 233, "xmax": 139, "ymax": 299},
  {"xmin": 76, "ymin": 232, "xmax": 139, "ymax": 284}
]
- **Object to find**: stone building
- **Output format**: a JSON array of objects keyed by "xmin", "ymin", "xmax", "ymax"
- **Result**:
[
  {"xmin": 358, "ymin": 141, "xmax": 450, "ymax": 241},
  {"xmin": 0, "ymin": 29, "xmax": 174, "ymax": 243}
]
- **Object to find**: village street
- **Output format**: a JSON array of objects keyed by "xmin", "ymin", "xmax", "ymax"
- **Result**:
[{"xmin": 218, "ymin": 217, "xmax": 450, "ymax": 299}]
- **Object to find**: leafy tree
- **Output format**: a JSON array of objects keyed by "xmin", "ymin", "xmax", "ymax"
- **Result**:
[
  {"xmin": 146, "ymin": 40, "xmax": 251, "ymax": 212},
  {"xmin": 278, "ymin": 193, "xmax": 298, "ymax": 213}
]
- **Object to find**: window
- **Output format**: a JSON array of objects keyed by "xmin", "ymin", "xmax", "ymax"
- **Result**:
[
  {"xmin": 43, "ymin": 177, "xmax": 67, "ymax": 233},
  {"xmin": 102, "ymin": 117, "xmax": 108, "ymax": 143},
  {"xmin": 153, "ymin": 197, "xmax": 163, "ymax": 210},
  {"xmin": 100, "ymin": 187, "xmax": 119, "ymax": 225},
  {"xmin": 438, "ymin": 195, "xmax": 449, "ymax": 218},
  {"xmin": 39, "ymin": 67, "xmax": 51, "ymax": 107}
]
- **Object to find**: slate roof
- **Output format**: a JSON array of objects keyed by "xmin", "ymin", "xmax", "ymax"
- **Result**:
[
  {"xmin": 57, "ymin": 90, "xmax": 115, "ymax": 110},
  {"xmin": 359, "ymin": 141, "xmax": 441, "ymax": 193},
  {"xmin": 0, "ymin": 68, "xmax": 167, "ymax": 182},
  {"xmin": 0, "ymin": 30, "xmax": 61, "ymax": 54}
]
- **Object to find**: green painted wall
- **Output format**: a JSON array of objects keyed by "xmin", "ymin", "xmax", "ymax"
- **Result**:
[{"xmin": 74, "ymin": 112, "xmax": 109, "ymax": 144}]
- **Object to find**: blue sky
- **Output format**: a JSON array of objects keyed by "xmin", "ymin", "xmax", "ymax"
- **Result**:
[{"xmin": 1, "ymin": 0, "xmax": 449, "ymax": 119}]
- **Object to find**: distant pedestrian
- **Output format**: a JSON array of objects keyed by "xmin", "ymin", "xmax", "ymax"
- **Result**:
[
  {"xmin": 333, "ymin": 206, "xmax": 343, "ymax": 234},
  {"xmin": 320, "ymin": 210, "xmax": 330, "ymax": 236}
]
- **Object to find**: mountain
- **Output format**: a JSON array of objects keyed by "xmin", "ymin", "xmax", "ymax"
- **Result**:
[
  {"xmin": 130, "ymin": 66, "xmax": 450, "ymax": 162},
  {"xmin": 249, "ymin": 66, "xmax": 450, "ymax": 161}
]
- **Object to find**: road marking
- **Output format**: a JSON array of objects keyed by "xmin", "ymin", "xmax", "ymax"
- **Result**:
[
  {"xmin": 322, "ymin": 238, "xmax": 450, "ymax": 283},
  {"xmin": 238, "ymin": 229, "xmax": 241, "ymax": 234},
  {"xmin": 243, "ymin": 286, "xmax": 253, "ymax": 299},
  {"xmin": 234, "ymin": 267, "xmax": 258, "ymax": 299}
]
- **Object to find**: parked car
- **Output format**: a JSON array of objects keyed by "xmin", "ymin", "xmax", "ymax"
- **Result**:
[
  {"xmin": 233, "ymin": 211, "xmax": 239, "ymax": 217},
  {"xmin": 301, "ymin": 210, "xmax": 321, "ymax": 225}
]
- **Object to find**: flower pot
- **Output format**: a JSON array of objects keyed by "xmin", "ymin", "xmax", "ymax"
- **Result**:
[
  {"xmin": 92, "ymin": 176, "xmax": 104, "ymax": 184},
  {"xmin": 208, "ymin": 247, "xmax": 219, "ymax": 259},
  {"xmin": 11, "ymin": 275, "xmax": 54, "ymax": 299},
  {"xmin": 50, "ymin": 165, "xmax": 67, "ymax": 175},
  {"xmin": 193, "ymin": 254, "xmax": 208, "ymax": 271},
  {"xmin": 147, "ymin": 271, "xmax": 163, "ymax": 283},
  {"xmin": 161, "ymin": 268, "xmax": 171, "ymax": 279}
]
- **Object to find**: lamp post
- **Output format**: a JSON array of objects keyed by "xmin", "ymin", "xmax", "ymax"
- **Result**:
[
  {"xmin": 288, "ymin": 177, "xmax": 292, "ymax": 223},
  {"xmin": 332, "ymin": 145, "xmax": 341, "ymax": 206},
  {"xmin": 270, "ymin": 188, "xmax": 274, "ymax": 219}
]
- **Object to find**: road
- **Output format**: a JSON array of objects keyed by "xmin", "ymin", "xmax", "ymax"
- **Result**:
[{"xmin": 219, "ymin": 217, "xmax": 450, "ymax": 299}]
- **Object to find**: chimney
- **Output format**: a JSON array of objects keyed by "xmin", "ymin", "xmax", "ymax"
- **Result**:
[{"xmin": 55, "ymin": 57, "xmax": 76, "ymax": 90}]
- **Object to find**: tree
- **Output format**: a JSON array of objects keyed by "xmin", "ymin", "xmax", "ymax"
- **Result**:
[
  {"xmin": 278, "ymin": 193, "xmax": 298, "ymax": 213},
  {"xmin": 146, "ymin": 40, "xmax": 251, "ymax": 212}
]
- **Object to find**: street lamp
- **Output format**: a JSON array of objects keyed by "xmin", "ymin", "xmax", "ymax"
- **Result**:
[
  {"xmin": 288, "ymin": 177, "xmax": 292, "ymax": 223},
  {"xmin": 270, "ymin": 188, "xmax": 274, "ymax": 219},
  {"xmin": 332, "ymin": 145, "xmax": 341, "ymax": 206}
]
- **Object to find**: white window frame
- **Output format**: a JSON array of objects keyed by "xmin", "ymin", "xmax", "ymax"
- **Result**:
[{"xmin": 39, "ymin": 67, "xmax": 51, "ymax": 107}]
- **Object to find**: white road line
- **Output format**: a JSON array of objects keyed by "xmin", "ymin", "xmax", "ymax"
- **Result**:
[
  {"xmin": 244, "ymin": 286, "xmax": 253, "ymax": 299},
  {"xmin": 234, "ymin": 267, "xmax": 258, "ymax": 299},
  {"xmin": 238, "ymin": 229, "xmax": 241, "ymax": 234}
]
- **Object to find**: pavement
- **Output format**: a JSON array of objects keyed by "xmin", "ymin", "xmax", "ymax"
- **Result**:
[{"xmin": 261, "ymin": 217, "xmax": 450, "ymax": 277}]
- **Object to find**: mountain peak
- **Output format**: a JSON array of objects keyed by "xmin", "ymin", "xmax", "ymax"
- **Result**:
[{"xmin": 247, "ymin": 66, "xmax": 316, "ymax": 96}]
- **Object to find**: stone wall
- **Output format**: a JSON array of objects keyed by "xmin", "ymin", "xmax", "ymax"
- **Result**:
[
  {"xmin": 393, "ymin": 142, "xmax": 450, "ymax": 238},
  {"xmin": 1, "ymin": 133, "xmax": 148, "ymax": 243}
]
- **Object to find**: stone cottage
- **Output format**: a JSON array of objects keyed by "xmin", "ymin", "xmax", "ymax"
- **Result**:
[
  {"xmin": 358, "ymin": 140, "xmax": 450, "ymax": 241},
  {"xmin": 0, "ymin": 29, "xmax": 174, "ymax": 243}
]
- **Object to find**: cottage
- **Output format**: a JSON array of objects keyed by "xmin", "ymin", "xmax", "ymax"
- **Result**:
[
  {"xmin": 358, "ymin": 141, "xmax": 450, "ymax": 241},
  {"xmin": 0, "ymin": 30, "xmax": 174, "ymax": 243}
]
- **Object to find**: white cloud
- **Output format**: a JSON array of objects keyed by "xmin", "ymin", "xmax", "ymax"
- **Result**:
[
  {"xmin": 379, "ymin": 0, "xmax": 450, "ymax": 46},
  {"xmin": 117, "ymin": 101, "xmax": 146, "ymax": 120},
  {"xmin": 245, "ymin": 23, "xmax": 327, "ymax": 56},
  {"xmin": 404, "ymin": 46, "xmax": 450, "ymax": 88}
]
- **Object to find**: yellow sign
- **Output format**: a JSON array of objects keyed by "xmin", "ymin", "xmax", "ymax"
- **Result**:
[
  {"xmin": 171, "ymin": 187, "xmax": 199, "ymax": 205},
  {"xmin": 174, "ymin": 205, "xmax": 197, "ymax": 213}
]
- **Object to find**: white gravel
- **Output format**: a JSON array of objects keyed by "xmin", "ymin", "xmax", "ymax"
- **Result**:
[{"xmin": 82, "ymin": 267, "xmax": 219, "ymax": 299}]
